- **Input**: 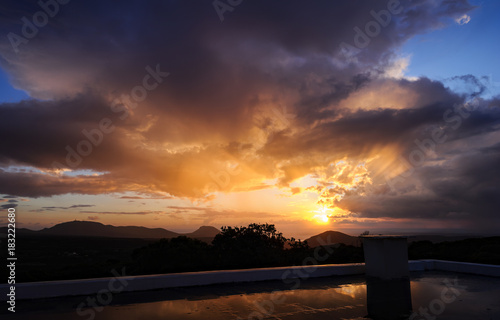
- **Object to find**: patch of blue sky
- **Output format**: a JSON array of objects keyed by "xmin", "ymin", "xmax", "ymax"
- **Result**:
[{"xmin": 400, "ymin": 0, "xmax": 500, "ymax": 99}]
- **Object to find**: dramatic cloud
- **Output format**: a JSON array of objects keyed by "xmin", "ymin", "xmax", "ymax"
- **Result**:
[
  {"xmin": 0, "ymin": 0, "xmax": 498, "ymax": 232},
  {"xmin": 1, "ymin": 203, "xmax": 17, "ymax": 209},
  {"xmin": 80, "ymin": 211, "xmax": 164, "ymax": 216},
  {"xmin": 37, "ymin": 204, "xmax": 95, "ymax": 212}
]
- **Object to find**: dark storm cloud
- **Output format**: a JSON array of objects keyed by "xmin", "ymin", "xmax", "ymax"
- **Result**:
[
  {"xmin": 119, "ymin": 196, "xmax": 173, "ymax": 200},
  {"xmin": 260, "ymin": 77, "xmax": 468, "ymax": 159},
  {"xmin": 39, "ymin": 204, "xmax": 95, "ymax": 211},
  {"xmin": 0, "ymin": 169, "xmax": 137, "ymax": 198},
  {"xmin": 1, "ymin": 203, "xmax": 17, "ymax": 209},
  {"xmin": 336, "ymin": 142, "xmax": 500, "ymax": 230},
  {"xmin": 0, "ymin": 0, "xmax": 475, "ymax": 104},
  {"xmin": 422, "ymin": 142, "xmax": 500, "ymax": 216},
  {"xmin": 0, "ymin": 94, "xmax": 126, "ymax": 169},
  {"xmin": 80, "ymin": 210, "xmax": 162, "ymax": 215}
]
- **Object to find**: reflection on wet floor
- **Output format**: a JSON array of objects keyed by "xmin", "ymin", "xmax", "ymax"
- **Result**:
[
  {"xmin": 366, "ymin": 277, "xmax": 412, "ymax": 320},
  {"xmin": 2, "ymin": 271, "xmax": 499, "ymax": 320}
]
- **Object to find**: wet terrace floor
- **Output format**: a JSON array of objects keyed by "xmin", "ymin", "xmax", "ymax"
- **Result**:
[{"xmin": 2, "ymin": 271, "xmax": 499, "ymax": 320}]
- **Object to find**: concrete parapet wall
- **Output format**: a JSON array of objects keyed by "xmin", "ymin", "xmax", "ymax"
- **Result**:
[
  {"xmin": 1, "ymin": 260, "xmax": 499, "ymax": 301},
  {"xmin": 1, "ymin": 263, "xmax": 366, "ymax": 301},
  {"xmin": 432, "ymin": 260, "xmax": 500, "ymax": 277}
]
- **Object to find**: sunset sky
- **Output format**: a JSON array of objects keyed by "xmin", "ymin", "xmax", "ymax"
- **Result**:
[{"xmin": 0, "ymin": 0, "xmax": 499, "ymax": 239}]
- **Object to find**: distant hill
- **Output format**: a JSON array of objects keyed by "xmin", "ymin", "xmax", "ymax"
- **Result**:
[
  {"xmin": 0, "ymin": 227, "xmax": 38, "ymax": 236},
  {"xmin": 37, "ymin": 221, "xmax": 180, "ymax": 238},
  {"xmin": 302, "ymin": 231, "xmax": 486, "ymax": 248},
  {"xmin": 184, "ymin": 226, "xmax": 221, "ymax": 238},
  {"xmin": 2, "ymin": 222, "xmax": 483, "ymax": 244},
  {"xmin": 0, "ymin": 221, "xmax": 220, "ymax": 240},
  {"xmin": 305, "ymin": 231, "xmax": 360, "ymax": 247}
]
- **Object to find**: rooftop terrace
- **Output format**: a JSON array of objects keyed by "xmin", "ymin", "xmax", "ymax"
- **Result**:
[{"xmin": 1, "ymin": 260, "xmax": 499, "ymax": 320}]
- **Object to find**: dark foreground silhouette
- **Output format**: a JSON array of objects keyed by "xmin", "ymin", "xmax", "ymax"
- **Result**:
[{"xmin": 1, "ymin": 223, "xmax": 498, "ymax": 283}]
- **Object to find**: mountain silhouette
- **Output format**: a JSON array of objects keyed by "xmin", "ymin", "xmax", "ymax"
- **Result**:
[
  {"xmin": 305, "ymin": 230, "xmax": 360, "ymax": 247},
  {"xmin": 184, "ymin": 225, "xmax": 221, "ymax": 238},
  {"xmin": 0, "ymin": 221, "xmax": 220, "ymax": 240},
  {"xmin": 303, "ymin": 231, "xmax": 478, "ymax": 247},
  {"xmin": 38, "ymin": 221, "xmax": 180, "ymax": 238}
]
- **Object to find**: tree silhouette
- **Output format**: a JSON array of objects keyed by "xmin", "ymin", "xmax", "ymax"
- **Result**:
[
  {"xmin": 213, "ymin": 223, "xmax": 288, "ymax": 250},
  {"xmin": 212, "ymin": 223, "xmax": 290, "ymax": 268}
]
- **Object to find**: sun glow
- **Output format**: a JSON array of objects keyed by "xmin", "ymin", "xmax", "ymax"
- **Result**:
[
  {"xmin": 313, "ymin": 206, "xmax": 331, "ymax": 224},
  {"xmin": 315, "ymin": 214, "xmax": 330, "ymax": 223}
]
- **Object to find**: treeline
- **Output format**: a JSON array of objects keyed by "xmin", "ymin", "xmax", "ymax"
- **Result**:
[
  {"xmin": 4, "ymin": 224, "xmax": 498, "ymax": 283},
  {"xmin": 0, "ymin": 236, "xmax": 151, "ymax": 283},
  {"xmin": 129, "ymin": 223, "xmax": 363, "ymax": 275},
  {"xmin": 0, "ymin": 223, "xmax": 363, "ymax": 283},
  {"xmin": 408, "ymin": 236, "xmax": 500, "ymax": 265}
]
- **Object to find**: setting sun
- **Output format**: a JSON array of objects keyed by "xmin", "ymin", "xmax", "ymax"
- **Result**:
[
  {"xmin": 314, "ymin": 214, "xmax": 330, "ymax": 224},
  {"xmin": 313, "ymin": 206, "xmax": 332, "ymax": 224}
]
